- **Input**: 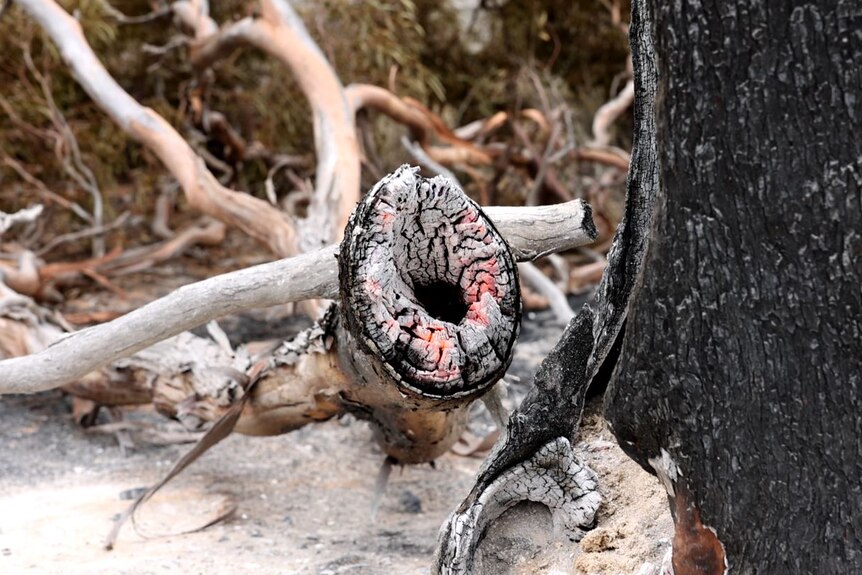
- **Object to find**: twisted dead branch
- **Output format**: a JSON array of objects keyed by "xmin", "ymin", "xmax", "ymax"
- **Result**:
[
  {"xmin": 348, "ymin": 84, "xmax": 493, "ymax": 168},
  {"xmin": 592, "ymin": 79, "xmax": 635, "ymax": 147},
  {"xmin": 18, "ymin": 40, "xmax": 107, "ymax": 257},
  {"xmin": 179, "ymin": 0, "xmax": 360, "ymax": 248}
]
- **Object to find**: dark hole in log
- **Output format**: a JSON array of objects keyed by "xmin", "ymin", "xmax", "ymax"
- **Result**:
[{"xmin": 414, "ymin": 281, "xmax": 469, "ymax": 324}]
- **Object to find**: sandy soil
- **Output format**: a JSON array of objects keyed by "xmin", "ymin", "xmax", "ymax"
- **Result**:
[{"xmin": 0, "ymin": 305, "xmax": 672, "ymax": 575}]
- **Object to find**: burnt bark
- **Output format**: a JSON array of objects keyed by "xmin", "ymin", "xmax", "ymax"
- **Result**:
[
  {"xmin": 433, "ymin": 0, "xmax": 660, "ymax": 569},
  {"xmin": 605, "ymin": 0, "xmax": 862, "ymax": 573},
  {"xmin": 434, "ymin": 310, "xmax": 602, "ymax": 574}
]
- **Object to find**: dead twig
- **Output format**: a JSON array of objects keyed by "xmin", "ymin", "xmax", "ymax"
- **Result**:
[
  {"xmin": 97, "ymin": 0, "xmax": 171, "ymax": 25},
  {"xmin": 592, "ymin": 79, "xmax": 635, "ymax": 147},
  {"xmin": 347, "ymin": 84, "xmax": 493, "ymax": 168},
  {"xmin": 100, "ymin": 218, "xmax": 226, "ymax": 276},
  {"xmin": 21, "ymin": 41, "xmax": 106, "ymax": 257},
  {"xmin": 574, "ymin": 146, "xmax": 631, "ymax": 171},
  {"xmin": 400, "ymin": 136, "xmax": 463, "ymax": 189},
  {"xmin": 1, "ymin": 148, "xmax": 93, "ymax": 225},
  {"xmin": 35, "ymin": 212, "xmax": 133, "ymax": 256}
]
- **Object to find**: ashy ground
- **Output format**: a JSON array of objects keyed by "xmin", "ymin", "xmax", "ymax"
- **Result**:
[{"xmin": 0, "ymin": 308, "xmax": 671, "ymax": 575}]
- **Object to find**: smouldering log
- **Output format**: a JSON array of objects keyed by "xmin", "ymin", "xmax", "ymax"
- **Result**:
[
  {"xmin": 340, "ymin": 166, "xmax": 520, "ymax": 399},
  {"xmin": 0, "ymin": 167, "xmax": 595, "ymax": 474},
  {"xmin": 336, "ymin": 167, "xmax": 520, "ymax": 462}
]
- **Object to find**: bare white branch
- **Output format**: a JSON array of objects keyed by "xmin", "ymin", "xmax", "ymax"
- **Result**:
[
  {"xmin": 0, "ymin": 205, "xmax": 43, "ymax": 237},
  {"xmin": 0, "ymin": 199, "xmax": 596, "ymax": 394},
  {"xmin": 486, "ymin": 200, "xmax": 596, "ymax": 260},
  {"xmin": 592, "ymin": 79, "xmax": 635, "ymax": 147}
]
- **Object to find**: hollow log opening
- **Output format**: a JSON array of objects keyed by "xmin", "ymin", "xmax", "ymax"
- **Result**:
[
  {"xmin": 413, "ymin": 282, "xmax": 469, "ymax": 325},
  {"xmin": 340, "ymin": 165, "xmax": 521, "ymax": 400}
]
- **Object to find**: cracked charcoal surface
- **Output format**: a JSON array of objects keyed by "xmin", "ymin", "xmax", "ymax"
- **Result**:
[
  {"xmin": 434, "ymin": 437, "xmax": 600, "ymax": 574},
  {"xmin": 340, "ymin": 166, "xmax": 520, "ymax": 398}
]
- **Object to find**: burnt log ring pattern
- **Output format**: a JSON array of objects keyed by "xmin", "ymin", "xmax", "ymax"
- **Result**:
[{"xmin": 339, "ymin": 165, "xmax": 521, "ymax": 399}]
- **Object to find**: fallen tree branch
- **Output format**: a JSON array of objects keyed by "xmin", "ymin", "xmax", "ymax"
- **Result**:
[
  {"xmin": 592, "ymin": 79, "xmax": 635, "ymax": 147},
  {"xmin": 184, "ymin": 0, "xmax": 360, "ymax": 248},
  {"xmin": 0, "ymin": 205, "xmax": 43, "ymax": 236},
  {"xmin": 347, "ymin": 83, "xmax": 493, "ymax": 168},
  {"xmin": 0, "ymin": 175, "xmax": 595, "ymax": 395},
  {"xmin": 35, "ymin": 212, "xmax": 133, "ymax": 257},
  {"xmin": 574, "ymin": 146, "xmax": 631, "ymax": 170},
  {"xmin": 99, "ymin": 218, "xmax": 226, "ymax": 276}
]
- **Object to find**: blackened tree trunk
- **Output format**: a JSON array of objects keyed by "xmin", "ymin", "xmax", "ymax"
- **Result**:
[{"xmin": 605, "ymin": 0, "xmax": 862, "ymax": 573}]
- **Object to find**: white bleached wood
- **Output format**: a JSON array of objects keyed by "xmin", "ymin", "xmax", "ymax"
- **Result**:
[
  {"xmin": 518, "ymin": 262, "xmax": 575, "ymax": 323},
  {"xmin": 488, "ymin": 200, "xmax": 595, "ymax": 260}
]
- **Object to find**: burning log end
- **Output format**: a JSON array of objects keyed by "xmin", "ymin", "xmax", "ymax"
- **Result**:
[
  {"xmin": 339, "ymin": 165, "xmax": 521, "ymax": 401},
  {"xmin": 337, "ymin": 166, "xmax": 521, "ymax": 463}
]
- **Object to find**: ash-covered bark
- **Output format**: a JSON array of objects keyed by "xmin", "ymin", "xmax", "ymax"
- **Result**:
[
  {"xmin": 434, "ymin": 311, "xmax": 601, "ymax": 574},
  {"xmin": 605, "ymin": 0, "xmax": 862, "ymax": 573},
  {"xmin": 339, "ymin": 165, "xmax": 520, "ymax": 399},
  {"xmin": 435, "ymin": 437, "xmax": 600, "ymax": 574},
  {"xmin": 464, "ymin": 308, "xmax": 595, "ymax": 496}
]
